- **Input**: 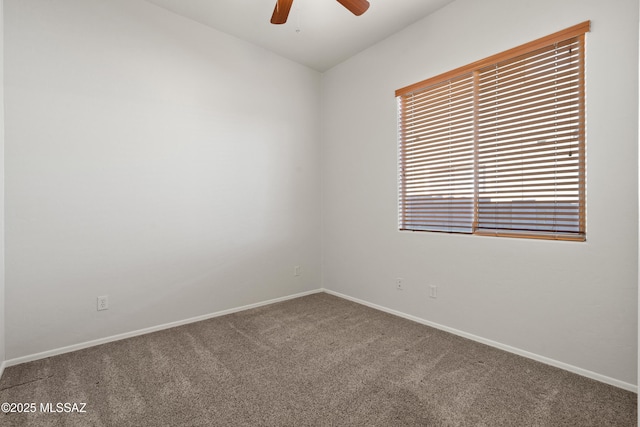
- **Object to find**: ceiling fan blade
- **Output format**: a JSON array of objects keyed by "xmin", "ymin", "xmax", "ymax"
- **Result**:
[
  {"xmin": 336, "ymin": 0, "xmax": 370, "ymax": 16},
  {"xmin": 271, "ymin": 0, "xmax": 294, "ymax": 24}
]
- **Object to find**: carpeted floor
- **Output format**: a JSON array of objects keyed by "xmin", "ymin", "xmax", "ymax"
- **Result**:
[{"xmin": 0, "ymin": 292, "xmax": 636, "ymax": 426}]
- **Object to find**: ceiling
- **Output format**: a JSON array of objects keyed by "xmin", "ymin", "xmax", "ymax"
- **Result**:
[{"xmin": 144, "ymin": 0, "xmax": 455, "ymax": 72}]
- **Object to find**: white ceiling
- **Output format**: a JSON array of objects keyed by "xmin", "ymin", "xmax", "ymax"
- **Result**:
[{"xmin": 144, "ymin": 0, "xmax": 455, "ymax": 72}]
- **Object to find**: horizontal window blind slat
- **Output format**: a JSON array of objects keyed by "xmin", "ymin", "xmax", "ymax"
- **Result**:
[
  {"xmin": 477, "ymin": 88, "xmax": 579, "ymax": 119},
  {"xmin": 403, "ymin": 204, "xmax": 474, "ymax": 209},
  {"xmin": 477, "ymin": 136, "xmax": 580, "ymax": 151},
  {"xmin": 477, "ymin": 50, "xmax": 580, "ymax": 84},
  {"xmin": 403, "ymin": 90, "xmax": 475, "ymax": 117},
  {"xmin": 477, "ymin": 103, "xmax": 579, "ymax": 131},
  {"xmin": 476, "ymin": 211, "xmax": 582, "ymax": 218},
  {"xmin": 477, "ymin": 95, "xmax": 578, "ymax": 124},
  {"xmin": 478, "ymin": 119, "xmax": 580, "ymax": 141},
  {"xmin": 405, "ymin": 126, "xmax": 475, "ymax": 146},
  {"xmin": 403, "ymin": 111, "xmax": 475, "ymax": 136},
  {"xmin": 478, "ymin": 66, "xmax": 580, "ymax": 102},
  {"xmin": 476, "ymin": 38, "xmax": 580, "ymax": 77}
]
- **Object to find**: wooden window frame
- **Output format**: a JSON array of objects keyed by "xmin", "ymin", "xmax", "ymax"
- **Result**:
[{"xmin": 397, "ymin": 21, "xmax": 589, "ymax": 242}]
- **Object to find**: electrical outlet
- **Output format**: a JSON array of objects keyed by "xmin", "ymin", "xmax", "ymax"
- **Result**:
[
  {"xmin": 97, "ymin": 295, "xmax": 109, "ymax": 311},
  {"xmin": 396, "ymin": 278, "xmax": 404, "ymax": 290},
  {"xmin": 429, "ymin": 285, "xmax": 437, "ymax": 299},
  {"xmin": 294, "ymin": 266, "xmax": 301, "ymax": 277}
]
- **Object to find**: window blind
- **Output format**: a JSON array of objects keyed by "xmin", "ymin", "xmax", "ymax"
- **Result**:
[
  {"xmin": 399, "ymin": 73, "xmax": 475, "ymax": 233},
  {"xmin": 397, "ymin": 22, "xmax": 589, "ymax": 241}
]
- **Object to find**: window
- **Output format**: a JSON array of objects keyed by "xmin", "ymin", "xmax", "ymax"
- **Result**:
[{"xmin": 397, "ymin": 22, "xmax": 589, "ymax": 241}]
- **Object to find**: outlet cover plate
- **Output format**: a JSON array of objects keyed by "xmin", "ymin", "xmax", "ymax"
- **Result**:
[{"xmin": 97, "ymin": 296, "xmax": 109, "ymax": 311}]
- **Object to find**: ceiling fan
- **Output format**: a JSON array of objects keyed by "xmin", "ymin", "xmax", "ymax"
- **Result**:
[{"xmin": 270, "ymin": 0, "xmax": 370, "ymax": 25}]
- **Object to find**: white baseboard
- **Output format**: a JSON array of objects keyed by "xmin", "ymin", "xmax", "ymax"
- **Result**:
[
  {"xmin": 323, "ymin": 288, "xmax": 638, "ymax": 393},
  {"xmin": 0, "ymin": 360, "xmax": 5, "ymax": 381},
  {"xmin": 4, "ymin": 289, "xmax": 323, "ymax": 368}
]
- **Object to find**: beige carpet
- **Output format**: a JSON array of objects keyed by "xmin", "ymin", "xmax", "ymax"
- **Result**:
[{"xmin": 0, "ymin": 292, "xmax": 636, "ymax": 426}]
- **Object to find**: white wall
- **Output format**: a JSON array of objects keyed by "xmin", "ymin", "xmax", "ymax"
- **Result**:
[
  {"xmin": 322, "ymin": 0, "xmax": 639, "ymax": 387},
  {"xmin": 4, "ymin": 0, "xmax": 321, "ymax": 359},
  {"xmin": 0, "ymin": 0, "xmax": 5, "ymax": 376}
]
